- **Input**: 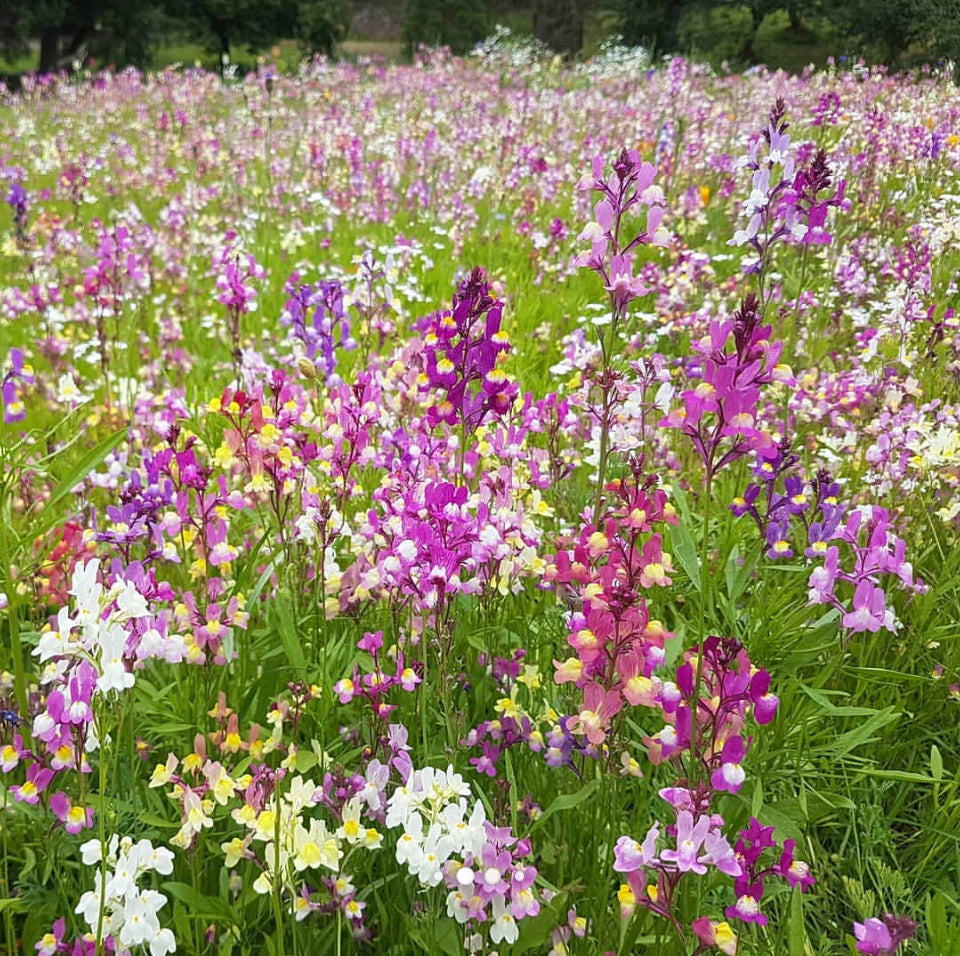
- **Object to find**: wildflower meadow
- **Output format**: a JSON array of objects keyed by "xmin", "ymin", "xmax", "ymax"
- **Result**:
[{"xmin": 1, "ymin": 42, "xmax": 960, "ymax": 956}]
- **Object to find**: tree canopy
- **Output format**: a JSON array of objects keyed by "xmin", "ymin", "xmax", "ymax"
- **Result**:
[
  {"xmin": 4, "ymin": 0, "xmax": 960, "ymax": 75},
  {"xmin": 3, "ymin": 0, "xmax": 349, "ymax": 72}
]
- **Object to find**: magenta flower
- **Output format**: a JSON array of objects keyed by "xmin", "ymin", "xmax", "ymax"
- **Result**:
[
  {"xmin": 613, "ymin": 823, "xmax": 660, "ymax": 872},
  {"xmin": 726, "ymin": 881, "xmax": 768, "ymax": 925},
  {"xmin": 842, "ymin": 580, "xmax": 888, "ymax": 633},
  {"xmin": 50, "ymin": 791, "xmax": 95, "ymax": 834},
  {"xmin": 855, "ymin": 918, "xmax": 894, "ymax": 954},
  {"xmin": 660, "ymin": 810, "xmax": 712, "ymax": 874},
  {"xmin": 420, "ymin": 267, "xmax": 516, "ymax": 431},
  {"xmin": 710, "ymin": 736, "xmax": 747, "ymax": 794},
  {"xmin": 571, "ymin": 681, "xmax": 622, "ymax": 745},
  {"xmin": 11, "ymin": 763, "xmax": 55, "ymax": 804},
  {"xmin": 660, "ymin": 294, "xmax": 791, "ymax": 481},
  {"xmin": 854, "ymin": 915, "xmax": 916, "ymax": 955},
  {"xmin": 778, "ymin": 839, "xmax": 815, "ymax": 891}
]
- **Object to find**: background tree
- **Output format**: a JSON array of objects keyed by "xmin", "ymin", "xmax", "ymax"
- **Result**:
[
  {"xmin": 297, "ymin": 0, "xmax": 351, "ymax": 58},
  {"xmin": 401, "ymin": 0, "xmax": 490, "ymax": 55},
  {"xmin": 531, "ymin": 0, "xmax": 584, "ymax": 55},
  {"xmin": 618, "ymin": 0, "xmax": 697, "ymax": 55},
  {"xmin": 162, "ymin": 0, "xmax": 290, "ymax": 63},
  {"xmin": 5, "ymin": 0, "xmax": 163, "ymax": 72},
  {"xmin": 162, "ymin": 0, "xmax": 347, "ymax": 65},
  {"xmin": 714, "ymin": 0, "xmax": 826, "ymax": 62},
  {"xmin": 820, "ymin": 0, "xmax": 926, "ymax": 64}
]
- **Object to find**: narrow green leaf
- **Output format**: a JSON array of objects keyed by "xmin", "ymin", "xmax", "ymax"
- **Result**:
[
  {"xmin": 271, "ymin": 599, "xmax": 306, "ymax": 670},
  {"xmin": 857, "ymin": 769, "xmax": 937, "ymax": 784},
  {"xmin": 811, "ymin": 708, "xmax": 900, "ymax": 757},
  {"xmin": 931, "ymin": 744, "xmax": 944, "ymax": 780},
  {"xmin": 927, "ymin": 892, "xmax": 948, "ymax": 951},
  {"xmin": 788, "ymin": 887, "xmax": 806, "ymax": 956},
  {"xmin": 30, "ymin": 426, "xmax": 128, "ymax": 536},
  {"xmin": 668, "ymin": 521, "xmax": 701, "ymax": 593},
  {"xmin": 245, "ymin": 543, "xmax": 283, "ymax": 607},
  {"xmin": 531, "ymin": 778, "xmax": 601, "ymax": 831}
]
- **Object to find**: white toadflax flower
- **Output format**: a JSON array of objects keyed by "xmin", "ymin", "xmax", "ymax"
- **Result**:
[
  {"xmin": 386, "ymin": 764, "xmax": 487, "ymax": 887},
  {"xmin": 76, "ymin": 835, "xmax": 176, "ymax": 955}
]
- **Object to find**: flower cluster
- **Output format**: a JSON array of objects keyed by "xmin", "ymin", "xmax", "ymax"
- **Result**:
[
  {"xmin": 807, "ymin": 504, "xmax": 922, "ymax": 634},
  {"xmin": 640, "ymin": 636, "xmax": 778, "ymax": 781},
  {"xmin": 213, "ymin": 241, "xmax": 263, "ymax": 316},
  {"xmin": 386, "ymin": 764, "xmax": 484, "ymax": 887},
  {"xmin": 661, "ymin": 294, "xmax": 794, "ymax": 479},
  {"xmin": 2, "ymin": 346, "xmax": 33, "ymax": 423},
  {"xmin": 360, "ymin": 476, "xmax": 545, "ymax": 616},
  {"xmin": 419, "ymin": 267, "xmax": 516, "ymax": 430},
  {"xmin": 730, "ymin": 449, "xmax": 818, "ymax": 559},
  {"xmin": 280, "ymin": 274, "xmax": 356, "ymax": 383},
  {"xmin": 614, "ymin": 791, "xmax": 741, "ymax": 930},
  {"xmin": 4, "ymin": 175, "xmax": 28, "ymax": 242},
  {"xmin": 548, "ymin": 464, "xmax": 677, "ymax": 751},
  {"xmin": 575, "ymin": 147, "xmax": 669, "ymax": 316},
  {"xmin": 386, "ymin": 763, "xmax": 541, "ymax": 946},
  {"xmin": 2, "ymin": 560, "xmax": 182, "ymax": 825},
  {"xmin": 732, "ymin": 458, "xmax": 923, "ymax": 634},
  {"xmin": 74, "ymin": 835, "xmax": 175, "ymax": 955},
  {"xmin": 333, "ymin": 629, "xmax": 421, "ymax": 720},
  {"xmin": 213, "ymin": 240, "xmax": 265, "ymax": 364},
  {"xmin": 82, "ymin": 224, "xmax": 149, "ymax": 312},
  {"xmin": 615, "ymin": 776, "xmax": 813, "ymax": 938},
  {"xmin": 725, "ymin": 817, "xmax": 815, "ymax": 925},
  {"xmin": 729, "ymin": 99, "xmax": 847, "ymax": 270},
  {"xmin": 149, "ymin": 692, "xmax": 391, "ymax": 939}
]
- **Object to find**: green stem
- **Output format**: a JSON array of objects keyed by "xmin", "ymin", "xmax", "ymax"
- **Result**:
[
  {"xmin": 792, "ymin": 243, "xmax": 810, "ymax": 346},
  {"xmin": 272, "ymin": 785, "xmax": 287, "ymax": 956},
  {"xmin": 689, "ymin": 474, "xmax": 713, "ymax": 785},
  {"xmin": 593, "ymin": 384, "xmax": 612, "ymax": 528},
  {"xmin": 94, "ymin": 713, "xmax": 109, "ymax": 956},
  {"xmin": 0, "ymin": 492, "xmax": 27, "ymax": 718},
  {"xmin": 191, "ymin": 854, "xmax": 202, "ymax": 956},
  {"xmin": 1, "ymin": 785, "xmax": 16, "ymax": 956},
  {"xmin": 317, "ymin": 558, "xmax": 327, "ymax": 673}
]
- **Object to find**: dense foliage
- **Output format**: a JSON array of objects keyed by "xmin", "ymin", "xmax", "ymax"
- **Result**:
[
  {"xmin": 6, "ymin": 0, "xmax": 960, "ymax": 74},
  {"xmin": 2, "ymin": 45, "xmax": 960, "ymax": 956}
]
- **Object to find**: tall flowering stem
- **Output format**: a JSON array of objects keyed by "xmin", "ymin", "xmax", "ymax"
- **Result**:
[
  {"xmin": 419, "ymin": 266, "xmax": 516, "ymax": 478},
  {"xmin": 660, "ymin": 295, "xmax": 793, "ymax": 763},
  {"xmin": 576, "ymin": 149, "xmax": 668, "ymax": 521},
  {"xmin": 661, "ymin": 294, "xmax": 793, "ymax": 486},
  {"xmin": 213, "ymin": 241, "xmax": 264, "ymax": 384},
  {"xmin": 548, "ymin": 459, "xmax": 676, "ymax": 763},
  {"xmin": 614, "ymin": 638, "xmax": 813, "ymax": 949},
  {"xmin": 4, "ymin": 175, "xmax": 29, "ymax": 245},
  {"xmin": 728, "ymin": 99, "xmax": 847, "ymax": 319}
]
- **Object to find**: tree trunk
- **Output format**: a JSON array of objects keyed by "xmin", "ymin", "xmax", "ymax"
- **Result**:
[
  {"xmin": 39, "ymin": 27, "xmax": 59, "ymax": 74},
  {"xmin": 532, "ymin": 0, "xmax": 583, "ymax": 56},
  {"xmin": 621, "ymin": 0, "xmax": 687, "ymax": 56},
  {"xmin": 739, "ymin": 4, "xmax": 764, "ymax": 63}
]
